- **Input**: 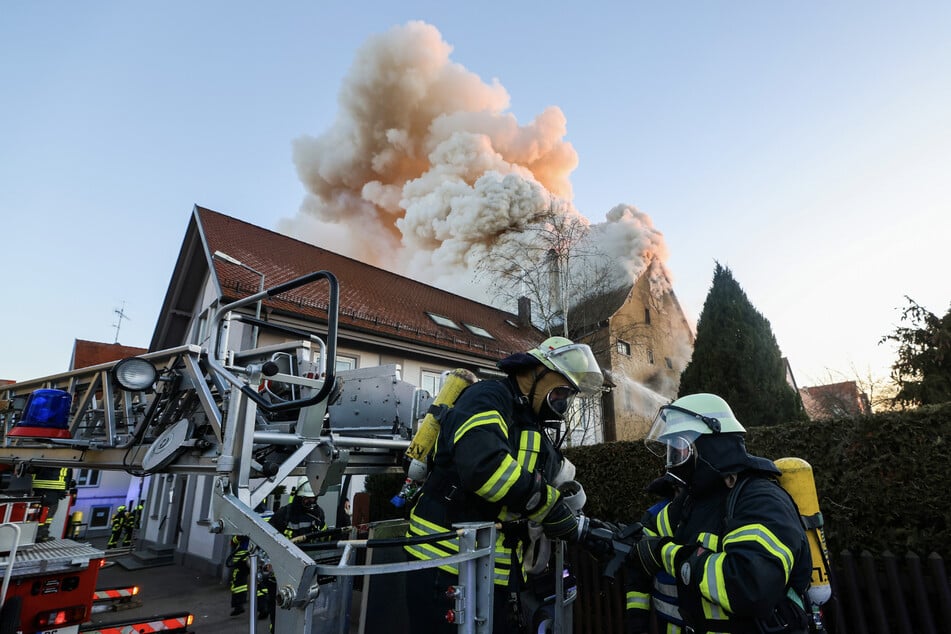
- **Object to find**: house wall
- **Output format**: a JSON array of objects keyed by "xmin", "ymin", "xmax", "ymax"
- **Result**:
[{"xmin": 601, "ymin": 275, "xmax": 694, "ymax": 441}]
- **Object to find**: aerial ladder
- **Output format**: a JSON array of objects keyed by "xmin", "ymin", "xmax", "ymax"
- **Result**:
[{"xmin": 0, "ymin": 270, "xmax": 535, "ymax": 633}]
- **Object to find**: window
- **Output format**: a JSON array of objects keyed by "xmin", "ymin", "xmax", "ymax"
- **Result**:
[
  {"xmin": 665, "ymin": 357, "xmax": 673, "ymax": 369},
  {"xmin": 616, "ymin": 340, "xmax": 631, "ymax": 356},
  {"xmin": 76, "ymin": 469, "xmax": 100, "ymax": 487},
  {"xmin": 644, "ymin": 308, "xmax": 652, "ymax": 325},
  {"xmin": 426, "ymin": 312, "xmax": 461, "ymax": 330},
  {"xmin": 317, "ymin": 354, "xmax": 357, "ymax": 373},
  {"xmin": 334, "ymin": 355, "xmax": 357, "ymax": 372},
  {"xmin": 463, "ymin": 323, "xmax": 494, "ymax": 338},
  {"xmin": 647, "ymin": 349, "xmax": 655, "ymax": 364},
  {"xmin": 421, "ymin": 370, "xmax": 442, "ymax": 396}
]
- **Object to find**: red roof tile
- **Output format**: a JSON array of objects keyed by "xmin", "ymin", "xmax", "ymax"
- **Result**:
[
  {"xmin": 71, "ymin": 340, "xmax": 149, "ymax": 370},
  {"xmin": 197, "ymin": 206, "xmax": 541, "ymax": 360}
]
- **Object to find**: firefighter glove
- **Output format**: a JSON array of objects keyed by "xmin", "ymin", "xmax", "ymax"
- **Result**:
[
  {"xmin": 541, "ymin": 498, "xmax": 580, "ymax": 542},
  {"xmin": 632, "ymin": 535, "xmax": 671, "ymax": 577},
  {"xmin": 582, "ymin": 517, "xmax": 619, "ymax": 560}
]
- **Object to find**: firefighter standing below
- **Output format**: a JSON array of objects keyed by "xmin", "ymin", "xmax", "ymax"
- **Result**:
[
  {"xmin": 628, "ymin": 393, "xmax": 812, "ymax": 634},
  {"xmin": 107, "ymin": 504, "xmax": 131, "ymax": 549},
  {"xmin": 119, "ymin": 500, "xmax": 138, "ymax": 546},
  {"xmin": 226, "ymin": 535, "xmax": 268, "ymax": 618},
  {"xmin": 404, "ymin": 336, "xmax": 603, "ymax": 634},
  {"xmin": 31, "ymin": 466, "xmax": 72, "ymax": 542},
  {"xmin": 264, "ymin": 476, "xmax": 326, "ymax": 631},
  {"xmin": 132, "ymin": 500, "xmax": 144, "ymax": 529}
]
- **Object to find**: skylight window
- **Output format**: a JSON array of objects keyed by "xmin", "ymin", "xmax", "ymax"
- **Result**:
[
  {"xmin": 464, "ymin": 323, "xmax": 494, "ymax": 339},
  {"xmin": 426, "ymin": 312, "xmax": 460, "ymax": 329}
]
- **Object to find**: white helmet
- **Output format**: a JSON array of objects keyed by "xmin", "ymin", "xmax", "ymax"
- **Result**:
[
  {"xmin": 295, "ymin": 475, "xmax": 315, "ymax": 498},
  {"xmin": 645, "ymin": 393, "xmax": 744, "ymax": 469},
  {"xmin": 527, "ymin": 336, "xmax": 603, "ymax": 396}
]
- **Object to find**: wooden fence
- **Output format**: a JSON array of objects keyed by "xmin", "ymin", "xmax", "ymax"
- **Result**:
[{"xmin": 567, "ymin": 548, "xmax": 951, "ymax": 634}]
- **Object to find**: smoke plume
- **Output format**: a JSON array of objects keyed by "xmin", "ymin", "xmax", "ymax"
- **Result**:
[{"xmin": 279, "ymin": 20, "xmax": 671, "ymax": 306}]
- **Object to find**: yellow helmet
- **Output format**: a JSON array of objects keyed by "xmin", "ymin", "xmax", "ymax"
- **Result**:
[{"xmin": 527, "ymin": 337, "xmax": 603, "ymax": 396}]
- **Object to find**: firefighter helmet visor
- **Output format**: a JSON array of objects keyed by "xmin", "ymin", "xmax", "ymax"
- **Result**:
[
  {"xmin": 528, "ymin": 338, "xmax": 603, "ymax": 396},
  {"xmin": 663, "ymin": 435, "xmax": 696, "ymax": 468}
]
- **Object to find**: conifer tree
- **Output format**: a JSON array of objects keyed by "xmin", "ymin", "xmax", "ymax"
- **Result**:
[
  {"xmin": 679, "ymin": 263, "xmax": 805, "ymax": 425},
  {"xmin": 881, "ymin": 297, "xmax": 951, "ymax": 407}
]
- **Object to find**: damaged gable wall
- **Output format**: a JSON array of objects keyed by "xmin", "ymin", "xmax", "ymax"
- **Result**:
[{"xmin": 597, "ymin": 269, "xmax": 695, "ymax": 441}]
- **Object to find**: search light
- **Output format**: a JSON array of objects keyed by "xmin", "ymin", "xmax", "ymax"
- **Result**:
[{"xmin": 112, "ymin": 357, "xmax": 158, "ymax": 391}]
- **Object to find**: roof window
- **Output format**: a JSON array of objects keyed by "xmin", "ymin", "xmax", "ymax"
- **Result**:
[
  {"xmin": 464, "ymin": 323, "xmax": 494, "ymax": 339},
  {"xmin": 426, "ymin": 312, "xmax": 461, "ymax": 330}
]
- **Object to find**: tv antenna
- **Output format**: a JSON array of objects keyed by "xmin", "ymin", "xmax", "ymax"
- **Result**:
[{"xmin": 113, "ymin": 302, "xmax": 130, "ymax": 344}]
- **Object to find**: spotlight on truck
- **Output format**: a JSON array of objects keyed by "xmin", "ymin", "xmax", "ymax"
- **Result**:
[{"xmin": 112, "ymin": 357, "xmax": 158, "ymax": 391}]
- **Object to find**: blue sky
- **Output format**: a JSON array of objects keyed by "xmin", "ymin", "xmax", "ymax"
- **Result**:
[{"xmin": 2, "ymin": 2, "xmax": 949, "ymax": 390}]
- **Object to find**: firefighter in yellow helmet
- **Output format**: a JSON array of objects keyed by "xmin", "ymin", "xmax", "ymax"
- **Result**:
[
  {"xmin": 626, "ymin": 393, "xmax": 812, "ymax": 634},
  {"xmin": 404, "ymin": 336, "xmax": 603, "ymax": 633},
  {"xmin": 107, "ymin": 504, "xmax": 129, "ymax": 549}
]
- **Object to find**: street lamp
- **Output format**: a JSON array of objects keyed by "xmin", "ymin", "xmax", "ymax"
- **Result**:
[{"xmin": 213, "ymin": 250, "xmax": 265, "ymax": 347}]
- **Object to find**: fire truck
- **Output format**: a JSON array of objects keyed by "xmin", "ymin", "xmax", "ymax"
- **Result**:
[{"xmin": 0, "ymin": 271, "xmax": 579, "ymax": 633}]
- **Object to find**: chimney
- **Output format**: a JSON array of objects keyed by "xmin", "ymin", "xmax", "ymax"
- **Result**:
[{"xmin": 517, "ymin": 297, "xmax": 532, "ymax": 328}]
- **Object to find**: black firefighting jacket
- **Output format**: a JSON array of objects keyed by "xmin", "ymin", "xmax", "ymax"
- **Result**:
[
  {"xmin": 404, "ymin": 378, "xmax": 564, "ymax": 587},
  {"xmin": 632, "ymin": 473, "xmax": 811, "ymax": 633}
]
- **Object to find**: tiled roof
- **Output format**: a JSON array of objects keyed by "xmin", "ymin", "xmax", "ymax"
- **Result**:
[
  {"xmin": 71, "ymin": 340, "xmax": 149, "ymax": 370},
  {"xmin": 196, "ymin": 206, "xmax": 542, "ymax": 360},
  {"xmin": 799, "ymin": 381, "xmax": 872, "ymax": 420}
]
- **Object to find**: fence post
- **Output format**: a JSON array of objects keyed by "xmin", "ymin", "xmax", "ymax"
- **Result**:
[
  {"xmin": 839, "ymin": 550, "xmax": 869, "ymax": 634},
  {"xmin": 859, "ymin": 550, "xmax": 889, "ymax": 634},
  {"xmin": 882, "ymin": 551, "xmax": 913, "ymax": 634},
  {"xmin": 925, "ymin": 553, "xmax": 951, "ymax": 632},
  {"xmin": 905, "ymin": 552, "xmax": 936, "ymax": 634}
]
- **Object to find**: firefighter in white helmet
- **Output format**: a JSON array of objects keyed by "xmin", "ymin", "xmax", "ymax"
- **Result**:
[
  {"xmin": 404, "ymin": 336, "xmax": 603, "ymax": 633},
  {"xmin": 264, "ymin": 476, "xmax": 326, "ymax": 630},
  {"xmin": 626, "ymin": 393, "xmax": 812, "ymax": 634}
]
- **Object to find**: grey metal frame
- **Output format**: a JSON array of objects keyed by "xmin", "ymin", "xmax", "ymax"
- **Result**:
[{"xmin": 0, "ymin": 271, "xmax": 574, "ymax": 633}]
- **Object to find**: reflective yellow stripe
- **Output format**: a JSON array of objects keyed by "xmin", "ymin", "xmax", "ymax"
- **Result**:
[
  {"xmin": 697, "ymin": 531, "xmax": 719, "ymax": 551},
  {"xmin": 405, "ymin": 510, "xmax": 461, "ymax": 575},
  {"xmin": 517, "ymin": 431, "xmax": 540, "ymax": 472},
  {"xmin": 626, "ymin": 590, "xmax": 649, "ymax": 610},
  {"xmin": 405, "ymin": 520, "xmax": 512, "ymax": 585},
  {"xmin": 700, "ymin": 551, "xmax": 731, "ymax": 613},
  {"xmin": 455, "ymin": 411, "xmax": 507, "ymax": 443},
  {"xmin": 722, "ymin": 523, "xmax": 794, "ymax": 578},
  {"xmin": 657, "ymin": 504, "xmax": 673, "ymax": 537},
  {"xmin": 527, "ymin": 486, "xmax": 559, "ymax": 522},
  {"xmin": 660, "ymin": 541, "xmax": 681, "ymax": 576},
  {"xmin": 475, "ymin": 454, "xmax": 520, "ymax": 502}
]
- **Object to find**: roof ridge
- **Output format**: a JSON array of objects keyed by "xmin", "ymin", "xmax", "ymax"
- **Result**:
[{"xmin": 195, "ymin": 204, "xmax": 521, "ymax": 317}]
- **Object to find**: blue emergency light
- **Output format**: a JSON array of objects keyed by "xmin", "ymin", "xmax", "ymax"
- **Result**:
[{"xmin": 8, "ymin": 389, "xmax": 73, "ymax": 439}]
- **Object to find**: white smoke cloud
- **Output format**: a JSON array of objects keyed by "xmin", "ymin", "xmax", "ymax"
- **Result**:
[{"xmin": 278, "ymin": 20, "xmax": 672, "ymax": 306}]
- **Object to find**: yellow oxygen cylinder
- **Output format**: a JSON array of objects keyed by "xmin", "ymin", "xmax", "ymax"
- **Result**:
[
  {"xmin": 775, "ymin": 457, "xmax": 832, "ymax": 606},
  {"xmin": 392, "ymin": 368, "xmax": 477, "ymax": 508}
]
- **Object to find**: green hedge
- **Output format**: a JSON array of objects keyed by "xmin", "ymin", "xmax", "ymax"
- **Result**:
[
  {"xmin": 366, "ymin": 402, "xmax": 951, "ymax": 557},
  {"xmin": 566, "ymin": 402, "xmax": 951, "ymax": 557}
]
